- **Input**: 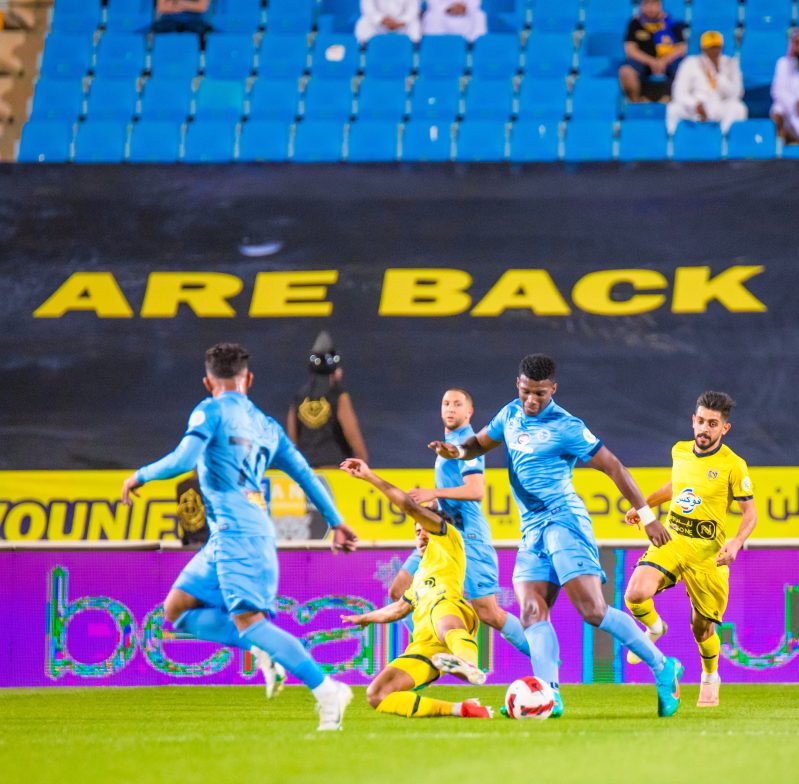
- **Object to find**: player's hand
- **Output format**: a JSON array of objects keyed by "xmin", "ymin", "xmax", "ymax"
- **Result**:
[
  {"xmin": 121, "ymin": 474, "xmax": 143, "ymax": 506},
  {"xmin": 339, "ymin": 458, "xmax": 372, "ymax": 480},
  {"xmin": 625, "ymin": 508, "xmax": 642, "ymax": 527},
  {"xmin": 716, "ymin": 540, "xmax": 741, "ymax": 566},
  {"xmin": 428, "ymin": 440, "xmax": 459, "ymax": 459},
  {"xmin": 408, "ymin": 487, "xmax": 437, "ymax": 504},
  {"xmin": 644, "ymin": 520, "xmax": 671, "ymax": 547},
  {"xmin": 331, "ymin": 522, "xmax": 358, "ymax": 554},
  {"xmin": 340, "ymin": 614, "xmax": 370, "ymax": 627}
]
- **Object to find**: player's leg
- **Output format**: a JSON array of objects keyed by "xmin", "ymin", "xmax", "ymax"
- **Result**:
[
  {"xmin": 624, "ymin": 557, "xmax": 675, "ymax": 664},
  {"xmin": 430, "ymin": 599, "xmax": 485, "ymax": 684}
]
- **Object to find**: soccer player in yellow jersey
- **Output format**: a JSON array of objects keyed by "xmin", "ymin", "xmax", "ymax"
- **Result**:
[
  {"xmin": 624, "ymin": 391, "xmax": 757, "ymax": 708},
  {"xmin": 340, "ymin": 458, "xmax": 493, "ymax": 720}
]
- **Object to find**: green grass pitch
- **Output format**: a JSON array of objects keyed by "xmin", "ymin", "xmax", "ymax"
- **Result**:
[{"xmin": 2, "ymin": 684, "xmax": 798, "ymax": 784}]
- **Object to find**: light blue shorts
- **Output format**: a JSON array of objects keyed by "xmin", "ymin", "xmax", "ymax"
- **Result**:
[{"xmin": 173, "ymin": 534, "xmax": 278, "ymax": 616}]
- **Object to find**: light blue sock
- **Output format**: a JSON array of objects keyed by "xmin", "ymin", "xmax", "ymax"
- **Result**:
[
  {"xmin": 174, "ymin": 608, "xmax": 248, "ymax": 650},
  {"xmin": 523, "ymin": 621, "xmax": 560, "ymax": 691},
  {"xmin": 240, "ymin": 618, "xmax": 326, "ymax": 689},
  {"xmin": 401, "ymin": 615, "xmax": 415, "ymax": 635},
  {"xmin": 599, "ymin": 607, "xmax": 665, "ymax": 673},
  {"xmin": 501, "ymin": 613, "xmax": 531, "ymax": 657}
]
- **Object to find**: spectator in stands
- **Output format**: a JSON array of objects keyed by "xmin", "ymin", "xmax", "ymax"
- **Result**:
[
  {"xmin": 421, "ymin": 1, "xmax": 487, "ymax": 43},
  {"xmin": 355, "ymin": 0, "xmax": 421, "ymax": 44},
  {"xmin": 666, "ymin": 31, "xmax": 746, "ymax": 134},
  {"xmin": 771, "ymin": 30, "xmax": 799, "ymax": 145},
  {"xmin": 0, "ymin": 1, "xmax": 34, "ymax": 31},
  {"xmin": 151, "ymin": 0, "xmax": 212, "ymax": 34},
  {"xmin": 619, "ymin": 0, "xmax": 686, "ymax": 103}
]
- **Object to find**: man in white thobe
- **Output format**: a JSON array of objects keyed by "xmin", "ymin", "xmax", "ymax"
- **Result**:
[
  {"xmin": 356, "ymin": 0, "xmax": 421, "ymax": 44},
  {"xmin": 771, "ymin": 30, "xmax": 799, "ymax": 144},
  {"xmin": 421, "ymin": 0, "xmax": 486, "ymax": 43}
]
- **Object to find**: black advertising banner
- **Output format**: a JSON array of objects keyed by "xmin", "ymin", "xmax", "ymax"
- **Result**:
[{"xmin": 1, "ymin": 163, "xmax": 797, "ymax": 469}]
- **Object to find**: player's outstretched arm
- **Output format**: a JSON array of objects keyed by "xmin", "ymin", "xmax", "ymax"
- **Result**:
[
  {"xmin": 341, "ymin": 599, "xmax": 412, "ymax": 627},
  {"xmin": 408, "ymin": 472, "xmax": 485, "ymax": 505},
  {"xmin": 624, "ymin": 482, "xmax": 673, "ymax": 525},
  {"xmin": 428, "ymin": 429, "xmax": 500, "ymax": 461}
]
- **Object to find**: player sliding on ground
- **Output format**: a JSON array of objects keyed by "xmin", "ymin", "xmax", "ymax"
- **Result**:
[
  {"xmin": 624, "ymin": 391, "xmax": 757, "ymax": 708},
  {"xmin": 340, "ymin": 458, "xmax": 493, "ymax": 719}
]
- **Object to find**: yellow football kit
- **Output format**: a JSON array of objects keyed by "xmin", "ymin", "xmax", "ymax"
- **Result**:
[
  {"xmin": 390, "ymin": 521, "xmax": 479, "ymax": 687},
  {"xmin": 639, "ymin": 440, "xmax": 753, "ymax": 623}
]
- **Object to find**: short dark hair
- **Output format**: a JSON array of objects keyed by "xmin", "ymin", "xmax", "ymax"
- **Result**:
[
  {"xmin": 518, "ymin": 354, "xmax": 556, "ymax": 381},
  {"xmin": 696, "ymin": 390, "xmax": 735, "ymax": 421},
  {"xmin": 205, "ymin": 343, "xmax": 250, "ymax": 378},
  {"xmin": 445, "ymin": 387, "xmax": 474, "ymax": 407}
]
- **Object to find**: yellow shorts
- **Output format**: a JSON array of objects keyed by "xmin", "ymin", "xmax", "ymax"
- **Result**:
[
  {"xmin": 389, "ymin": 598, "xmax": 479, "ymax": 688},
  {"xmin": 639, "ymin": 536, "xmax": 729, "ymax": 623}
]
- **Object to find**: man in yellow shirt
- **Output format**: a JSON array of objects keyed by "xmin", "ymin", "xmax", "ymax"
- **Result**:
[
  {"xmin": 624, "ymin": 391, "xmax": 757, "ymax": 708},
  {"xmin": 340, "ymin": 458, "xmax": 493, "ymax": 719}
]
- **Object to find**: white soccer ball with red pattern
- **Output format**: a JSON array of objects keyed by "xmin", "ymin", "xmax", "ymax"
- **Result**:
[{"xmin": 504, "ymin": 676, "xmax": 556, "ymax": 720}]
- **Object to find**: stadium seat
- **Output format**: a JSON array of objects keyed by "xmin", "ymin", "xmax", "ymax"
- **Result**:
[
  {"xmin": 150, "ymin": 35, "xmax": 201, "ymax": 80},
  {"xmin": 364, "ymin": 35, "xmax": 414, "ymax": 79},
  {"xmin": 105, "ymin": 0, "xmax": 152, "ymax": 33},
  {"xmin": 128, "ymin": 120, "xmax": 183, "ymax": 162},
  {"xmin": 292, "ymin": 120, "xmax": 345, "ymax": 161},
  {"xmin": 508, "ymin": 120, "xmax": 560, "ymax": 162},
  {"xmin": 40, "ymin": 34, "xmax": 94, "ymax": 79},
  {"xmin": 516, "ymin": 76, "xmax": 567, "ymax": 120},
  {"xmin": 29, "ymin": 78, "xmax": 85, "ymax": 121},
  {"xmin": 532, "ymin": 0, "xmax": 581, "ymax": 33},
  {"xmin": 463, "ymin": 77, "xmax": 515, "ymax": 120},
  {"xmin": 725, "ymin": 119, "xmax": 777, "ymax": 160},
  {"xmin": 211, "ymin": 0, "xmax": 264, "ymax": 33},
  {"xmin": 302, "ymin": 77, "xmax": 354, "ymax": 121},
  {"xmin": 689, "ymin": 2, "xmax": 740, "ymax": 35},
  {"xmin": 17, "ymin": 120, "xmax": 74, "ymax": 162},
  {"xmin": 311, "ymin": 34, "xmax": 361, "ymax": 80},
  {"xmin": 86, "ymin": 77, "xmax": 140, "ymax": 121},
  {"xmin": 419, "ymin": 36, "xmax": 468, "ymax": 80},
  {"xmin": 455, "ymin": 120, "xmax": 507, "ymax": 161},
  {"xmin": 743, "ymin": 0, "xmax": 793, "ymax": 32},
  {"xmin": 50, "ymin": 0, "xmax": 102, "ymax": 34},
  {"xmin": 248, "ymin": 78, "xmax": 301, "ymax": 121},
  {"xmin": 267, "ymin": 0, "xmax": 316, "ymax": 35},
  {"xmin": 522, "ymin": 31, "xmax": 575, "ymax": 77},
  {"xmin": 471, "ymin": 34, "xmax": 521, "ymax": 79},
  {"xmin": 356, "ymin": 77, "xmax": 408, "ymax": 121},
  {"xmin": 317, "ymin": 0, "xmax": 360, "ymax": 33},
  {"xmin": 617, "ymin": 120, "xmax": 668, "ymax": 161},
  {"xmin": 672, "ymin": 121, "xmax": 723, "ymax": 161},
  {"xmin": 346, "ymin": 120, "xmax": 399, "ymax": 162},
  {"xmin": 410, "ymin": 77, "xmax": 462, "ymax": 121},
  {"xmin": 259, "ymin": 34, "xmax": 310, "ymax": 79},
  {"xmin": 740, "ymin": 31, "xmax": 788, "ymax": 87},
  {"xmin": 183, "ymin": 120, "xmax": 238, "ymax": 162},
  {"xmin": 73, "ymin": 120, "xmax": 129, "ymax": 162},
  {"xmin": 581, "ymin": 0, "xmax": 632, "ymax": 34},
  {"xmin": 481, "ymin": 0, "xmax": 527, "ymax": 32},
  {"xmin": 569, "ymin": 77, "xmax": 619, "ymax": 121},
  {"xmin": 563, "ymin": 120, "xmax": 615, "ymax": 161},
  {"xmin": 578, "ymin": 31, "xmax": 625, "ymax": 78},
  {"xmin": 93, "ymin": 33, "xmax": 147, "ymax": 79},
  {"xmin": 781, "ymin": 143, "xmax": 799, "ymax": 159},
  {"xmin": 238, "ymin": 120, "xmax": 293, "ymax": 161},
  {"xmin": 138, "ymin": 78, "xmax": 194, "ymax": 121},
  {"xmin": 622, "ymin": 102, "xmax": 667, "ymax": 122},
  {"xmin": 194, "ymin": 79, "xmax": 246, "ymax": 122},
  {"xmin": 204, "ymin": 35, "xmax": 256, "ymax": 79},
  {"xmin": 401, "ymin": 121, "xmax": 453, "ymax": 161}
]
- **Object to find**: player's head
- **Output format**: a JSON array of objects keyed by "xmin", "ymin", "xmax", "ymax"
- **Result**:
[
  {"xmin": 516, "ymin": 354, "xmax": 557, "ymax": 417},
  {"xmin": 203, "ymin": 343, "xmax": 253, "ymax": 394},
  {"xmin": 692, "ymin": 390, "xmax": 734, "ymax": 452},
  {"xmin": 414, "ymin": 522, "xmax": 430, "ymax": 556},
  {"xmin": 441, "ymin": 387, "xmax": 473, "ymax": 432}
]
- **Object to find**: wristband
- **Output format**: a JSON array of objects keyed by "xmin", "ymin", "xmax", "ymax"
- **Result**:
[
  {"xmin": 455, "ymin": 445, "xmax": 467, "ymax": 459},
  {"xmin": 637, "ymin": 505, "xmax": 657, "ymax": 526}
]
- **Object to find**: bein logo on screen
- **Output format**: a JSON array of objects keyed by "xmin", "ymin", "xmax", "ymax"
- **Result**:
[{"xmin": 46, "ymin": 566, "xmax": 376, "ymax": 680}]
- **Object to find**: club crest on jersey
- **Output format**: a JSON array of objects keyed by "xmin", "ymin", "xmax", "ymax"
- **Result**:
[
  {"xmin": 707, "ymin": 469, "xmax": 718, "ymax": 480},
  {"xmin": 676, "ymin": 488, "xmax": 702, "ymax": 514},
  {"xmin": 535, "ymin": 430, "xmax": 552, "ymax": 443},
  {"xmin": 517, "ymin": 433, "xmax": 530, "ymax": 445}
]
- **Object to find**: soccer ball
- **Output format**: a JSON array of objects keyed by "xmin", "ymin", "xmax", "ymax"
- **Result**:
[{"xmin": 504, "ymin": 676, "xmax": 556, "ymax": 720}]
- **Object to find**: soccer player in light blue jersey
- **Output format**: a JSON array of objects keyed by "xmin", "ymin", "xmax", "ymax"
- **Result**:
[
  {"xmin": 390, "ymin": 388, "xmax": 530, "ymax": 659},
  {"xmin": 429, "ymin": 355, "xmax": 684, "ymax": 718},
  {"xmin": 121, "ymin": 343, "xmax": 359, "ymax": 731}
]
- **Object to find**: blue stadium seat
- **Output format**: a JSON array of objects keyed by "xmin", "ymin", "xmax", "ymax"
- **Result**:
[
  {"xmin": 582, "ymin": 0, "xmax": 632, "ymax": 34},
  {"xmin": 292, "ymin": 120, "xmax": 345, "ymax": 161},
  {"xmin": 194, "ymin": 79, "xmax": 246, "ymax": 121},
  {"xmin": 689, "ymin": 3, "xmax": 740, "ymax": 35},
  {"xmin": 211, "ymin": 0, "xmax": 263, "ymax": 33},
  {"xmin": 346, "ymin": 120, "xmax": 399, "ymax": 162},
  {"xmin": 183, "ymin": 119, "xmax": 238, "ymax": 162},
  {"xmin": 463, "ymin": 77, "xmax": 515, "ymax": 120},
  {"xmin": 248, "ymin": 78, "xmax": 301, "ymax": 121},
  {"xmin": 725, "ymin": 119, "xmax": 777, "ymax": 160},
  {"xmin": 73, "ymin": 119, "xmax": 129, "ymax": 162},
  {"xmin": 86, "ymin": 77, "xmax": 139, "ymax": 120},
  {"xmin": 204, "ymin": 34, "xmax": 256, "ymax": 79},
  {"xmin": 569, "ymin": 77, "xmax": 619, "ymax": 120},
  {"xmin": 482, "ymin": 0, "xmax": 527, "ymax": 32},
  {"xmin": 238, "ymin": 120, "xmax": 292, "ymax": 161},
  {"xmin": 740, "ymin": 31, "xmax": 788, "ymax": 86},
  {"xmin": 17, "ymin": 120, "xmax": 74, "ymax": 162},
  {"xmin": 139, "ymin": 78, "xmax": 194, "ymax": 121},
  {"xmin": 672, "ymin": 121, "xmax": 723, "ymax": 160},
  {"xmin": 317, "ymin": 0, "xmax": 360, "ymax": 33},
  {"xmin": 128, "ymin": 120, "xmax": 183, "ymax": 162},
  {"xmin": 471, "ymin": 34, "xmax": 521, "ymax": 79},
  {"xmin": 781, "ymin": 143, "xmax": 799, "ymax": 159},
  {"xmin": 617, "ymin": 119, "xmax": 668, "ymax": 161},
  {"xmin": 743, "ymin": 0, "xmax": 793, "ymax": 32},
  {"xmin": 312, "ymin": 34, "xmax": 361, "ymax": 80},
  {"xmin": 50, "ymin": 1, "xmax": 102, "ymax": 34},
  {"xmin": 563, "ymin": 119, "xmax": 615, "ymax": 161},
  {"xmin": 419, "ymin": 36, "xmax": 468, "ymax": 79},
  {"xmin": 40, "ymin": 34, "xmax": 94, "ymax": 79},
  {"xmin": 105, "ymin": 0, "xmax": 152, "ymax": 33},
  {"xmin": 522, "ymin": 31, "xmax": 575, "ymax": 77},
  {"xmin": 364, "ymin": 35, "xmax": 414, "ymax": 79},
  {"xmin": 410, "ymin": 77, "xmax": 462, "ymax": 121},
  {"xmin": 516, "ymin": 76, "xmax": 567, "ymax": 120},
  {"xmin": 150, "ymin": 35, "xmax": 201, "ymax": 80},
  {"xmin": 455, "ymin": 120, "xmax": 507, "ymax": 161},
  {"xmin": 29, "ymin": 78, "xmax": 85, "ymax": 121},
  {"xmin": 356, "ymin": 77, "xmax": 408, "ymax": 121},
  {"xmin": 508, "ymin": 120, "xmax": 560, "ymax": 161},
  {"xmin": 94, "ymin": 33, "xmax": 147, "ymax": 79},
  {"xmin": 401, "ymin": 121, "xmax": 453, "ymax": 161},
  {"xmin": 532, "ymin": 0, "xmax": 581, "ymax": 33},
  {"xmin": 267, "ymin": 0, "xmax": 316, "ymax": 35},
  {"xmin": 302, "ymin": 77, "xmax": 354, "ymax": 121},
  {"xmin": 259, "ymin": 34, "xmax": 309, "ymax": 78},
  {"xmin": 578, "ymin": 31, "xmax": 624, "ymax": 77},
  {"xmin": 622, "ymin": 101, "xmax": 666, "ymax": 122}
]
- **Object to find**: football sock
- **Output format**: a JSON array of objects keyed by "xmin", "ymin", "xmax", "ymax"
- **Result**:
[
  {"xmin": 240, "ymin": 618, "xmax": 326, "ymax": 689},
  {"xmin": 501, "ymin": 613, "xmax": 531, "ymax": 657},
  {"xmin": 401, "ymin": 615, "xmax": 415, "ymax": 636},
  {"xmin": 523, "ymin": 621, "xmax": 560, "ymax": 691},
  {"xmin": 624, "ymin": 597, "xmax": 662, "ymax": 631},
  {"xmin": 599, "ymin": 607, "xmax": 665, "ymax": 672},
  {"xmin": 376, "ymin": 691, "xmax": 453, "ymax": 718},
  {"xmin": 698, "ymin": 633, "xmax": 721, "ymax": 676},
  {"xmin": 444, "ymin": 628, "xmax": 479, "ymax": 665},
  {"xmin": 173, "ymin": 608, "xmax": 247, "ymax": 649}
]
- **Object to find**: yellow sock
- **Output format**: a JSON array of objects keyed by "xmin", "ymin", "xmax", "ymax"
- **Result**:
[
  {"xmin": 698, "ymin": 632, "xmax": 720, "ymax": 675},
  {"xmin": 624, "ymin": 597, "xmax": 661, "ymax": 630},
  {"xmin": 376, "ymin": 691, "xmax": 454, "ymax": 718}
]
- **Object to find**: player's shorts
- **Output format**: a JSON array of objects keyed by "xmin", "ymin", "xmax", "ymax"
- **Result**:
[
  {"xmin": 637, "ymin": 536, "xmax": 729, "ymax": 624},
  {"xmin": 401, "ymin": 541, "xmax": 500, "ymax": 600},
  {"xmin": 389, "ymin": 597, "xmax": 479, "ymax": 688},
  {"xmin": 173, "ymin": 534, "xmax": 278, "ymax": 616}
]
